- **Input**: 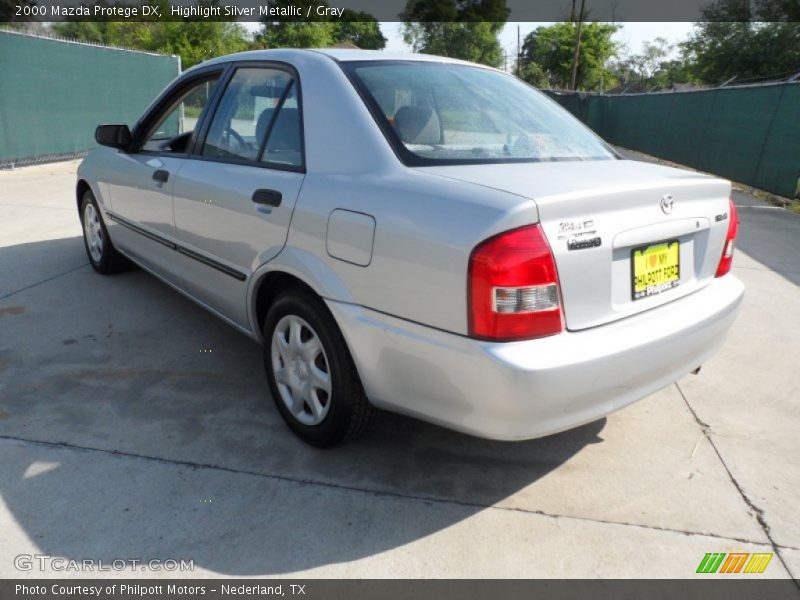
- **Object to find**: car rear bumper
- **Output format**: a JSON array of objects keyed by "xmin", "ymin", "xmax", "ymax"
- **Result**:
[{"xmin": 327, "ymin": 275, "xmax": 744, "ymax": 440}]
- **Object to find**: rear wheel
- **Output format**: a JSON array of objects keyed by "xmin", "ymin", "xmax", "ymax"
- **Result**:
[
  {"xmin": 80, "ymin": 190, "xmax": 129, "ymax": 274},
  {"xmin": 263, "ymin": 287, "xmax": 376, "ymax": 447}
]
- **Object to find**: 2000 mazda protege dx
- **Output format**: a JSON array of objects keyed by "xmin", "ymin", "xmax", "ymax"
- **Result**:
[{"xmin": 77, "ymin": 49, "xmax": 744, "ymax": 446}]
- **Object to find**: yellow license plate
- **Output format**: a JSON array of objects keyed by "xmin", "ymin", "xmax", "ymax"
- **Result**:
[{"xmin": 632, "ymin": 240, "xmax": 680, "ymax": 300}]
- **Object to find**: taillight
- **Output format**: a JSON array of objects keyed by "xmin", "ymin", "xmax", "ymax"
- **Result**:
[
  {"xmin": 468, "ymin": 224, "xmax": 564, "ymax": 341},
  {"xmin": 715, "ymin": 197, "xmax": 739, "ymax": 277}
]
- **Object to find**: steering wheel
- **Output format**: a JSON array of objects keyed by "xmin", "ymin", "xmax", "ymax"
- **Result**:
[{"xmin": 223, "ymin": 126, "xmax": 248, "ymax": 155}]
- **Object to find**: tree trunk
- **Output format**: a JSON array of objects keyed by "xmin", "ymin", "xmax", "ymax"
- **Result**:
[{"xmin": 569, "ymin": 0, "xmax": 586, "ymax": 90}]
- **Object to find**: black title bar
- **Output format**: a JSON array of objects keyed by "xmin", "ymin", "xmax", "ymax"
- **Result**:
[
  {"xmin": 4, "ymin": 0, "xmax": 798, "ymax": 23},
  {"xmin": 4, "ymin": 580, "xmax": 800, "ymax": 600}
]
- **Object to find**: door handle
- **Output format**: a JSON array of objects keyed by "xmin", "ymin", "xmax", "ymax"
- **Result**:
[
  {"xmin": 152, "ymin": 169, "xmax": 169, "ymax": 183},
  {"xmin": 252, "ymin": 189, "xmax": 282, "ymax": 207}
]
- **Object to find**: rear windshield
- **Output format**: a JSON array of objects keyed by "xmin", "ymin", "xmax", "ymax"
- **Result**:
[{"xmin": 343, "ymin": 61, "xmax": 615, "ymax": 165}]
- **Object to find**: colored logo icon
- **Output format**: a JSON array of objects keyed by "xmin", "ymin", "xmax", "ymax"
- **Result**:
[{"xmin": 696, "ymin": 552, "xmax": 773, "ymax": 574}]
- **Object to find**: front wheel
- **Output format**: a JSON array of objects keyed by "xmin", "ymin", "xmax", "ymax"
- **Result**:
[
  {"xmin": 263, "ymin": 288, "xmax": 376, "ymax": 447},
  {"xmin": 80, "ymin": 190, "xmax": 129, "ymax": 274}
]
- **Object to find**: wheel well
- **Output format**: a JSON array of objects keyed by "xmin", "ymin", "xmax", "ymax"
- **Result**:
[
  {"xmin": 254, "ymin": 271, "xmax": 319, "ymax": 333},
  {"xmin": 76, "ymin": 179, "xmax": 91, "ymax": 212}
]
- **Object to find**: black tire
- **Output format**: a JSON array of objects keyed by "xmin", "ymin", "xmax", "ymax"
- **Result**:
[
  {"xmin": 263, "ymin": 287, "xmax": 376, "ymax": 447},
  {"xmin": 79, "ymin": 189, "xmax": 129, "ymax": 274}
]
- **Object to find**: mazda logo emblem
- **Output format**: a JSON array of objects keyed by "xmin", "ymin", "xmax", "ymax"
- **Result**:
[{"xmin": 661, "ymin": 194, "xmax": 674, "ymax": 214}]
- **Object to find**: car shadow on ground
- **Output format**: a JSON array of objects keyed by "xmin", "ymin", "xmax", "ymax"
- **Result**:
[{"xmin": 0, "ymin": 235, "xmax": 606, "ymax": 576}]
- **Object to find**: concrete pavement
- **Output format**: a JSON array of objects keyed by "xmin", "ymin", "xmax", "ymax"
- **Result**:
[{"xmin": 0, "ymin": 159, "xmax": 798, "ymax": 579}]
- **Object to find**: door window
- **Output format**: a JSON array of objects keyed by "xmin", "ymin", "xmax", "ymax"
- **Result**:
[
  {"xmin": 141, "ymin": 76, "xmax": 220, "ymax": 154},
  {"xmin": 202, "ymin": 67, "xmax": 303, "ymax": 168}
]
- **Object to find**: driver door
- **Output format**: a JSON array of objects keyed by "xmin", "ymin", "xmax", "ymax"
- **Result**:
[{"xmin": 105, "ymin": 72, "xmax": 222, "ymax": 281}]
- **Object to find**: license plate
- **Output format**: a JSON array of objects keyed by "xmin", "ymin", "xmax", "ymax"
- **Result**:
[{"xmin": 631, "ymin": 240, "xmax": 680, "ymax": 300}]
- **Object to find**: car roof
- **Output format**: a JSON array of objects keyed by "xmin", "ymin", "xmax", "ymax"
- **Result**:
[
  {"xmin": 192, "ymin": 48, "xmax": 487, "ymax": 72},
  {"xmin": 312, "ymin": 49, "xmax": 476, "ymax": 65}
]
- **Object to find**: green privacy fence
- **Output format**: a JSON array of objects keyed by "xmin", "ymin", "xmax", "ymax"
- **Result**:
[
  {"xmin": 545, "ymin": 83, "xmax": 800, "ymax": 198},
  {"xmin": 0, "ymin": 30, "xmax": 179, "ymax": 168}
]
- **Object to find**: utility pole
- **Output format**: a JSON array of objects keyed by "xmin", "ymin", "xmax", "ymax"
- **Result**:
[
  {"xmin": 516, "ymin": 25, "xmax": 521, "ymax": 77},
  {"xmin": 569, "ymin": 0, "xmax": 586, "ymax": 90}
]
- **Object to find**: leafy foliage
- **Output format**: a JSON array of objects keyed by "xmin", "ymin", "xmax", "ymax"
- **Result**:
[
  {"xmin": 519, "ymin": 22, "xmax": 619, "ymax": 90},
  {"xmin": 611, "ymin": 38, "xmax": 699, "ymax": 90},
  {"xmin": 400, "ymin": 0, "xmax": 509, "ymax": 67},
  {"xmin": 682, "ymin": 1, "xmax": 800, "ymax": 84},
  {"xmin": 50, "ymin": 0, "xmax": 385, "ymax": 69},
  {"xmin": 51, "ymin": 1, "xmax": 250, "ymax": 68},
  {"xmin": 255, "ymin": 0, "xmax": 386, "ymax": 49},
  {"xmin": 336, "ymin": 11, "xmax": 388, "ymax": 49}
]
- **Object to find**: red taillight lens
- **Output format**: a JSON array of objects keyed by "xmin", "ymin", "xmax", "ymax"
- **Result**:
[
  {"xmin": 715, "ymin": 197, "xmax": 739, "ymax": 278},
  {"xmin": 468, "ymin": 224, "xmax": 564, "ymax": 341}
]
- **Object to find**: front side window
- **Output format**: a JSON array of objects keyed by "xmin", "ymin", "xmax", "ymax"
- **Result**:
[
  {"xmin": 344, "ymin": 62, "xmax": 614, "ymax": 164},
  {"xmin": 202, "ymin": 67, "xmax": 302, "ymax": 168},
  {"xmin": 141, "ymin": 76, "xmax": 219, "ymax": 153}
]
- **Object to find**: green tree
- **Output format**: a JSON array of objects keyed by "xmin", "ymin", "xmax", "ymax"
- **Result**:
[
  {"xmin": 335, "ymin": 12, "xmax": 386, "ymax": 49},
  {"xmin": 50, "ymin": 21, "xmax": 113, "ymax": 44},
  {"xmin": 156, "ymin": 22, "xmax": 250, "ymax": 68},
  {"xmin": 517, "ymin": 61, "xmax": 549, "ymax": 88},
  {"xmin": 256, "ymin": 22, "xmax": 335, "ymax": 49},
  {"xmin": 256, "ymin": 0, "xmax": 385, "ymax": 49},
  {"xmin": 616, "ymin": 38, "xmax": 671, "ymax": 84},
  {"xmin": 610, "ymin": 37, "xmax": 695, "ymax": 90},
  {"xmin": 402, "ymin": 22, "xmax": 505, "ymax": 66},
  {"xmin": 52, "ymin": 1, "xmax": 250, "ymax": 68},
  {"xmin": 401, "ymin": 0, "xmax": 509, "ymax": 67},
  {"xmin": 519, "ymin": 22, "xmax": 620, "ymax": 90},
  {"xmin": 681, "ymin": 0, "xmax": 800, "ymax": 84}
]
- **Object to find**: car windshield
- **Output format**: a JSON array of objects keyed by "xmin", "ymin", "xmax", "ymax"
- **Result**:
[{"xmin": 346, "ymin": 61, "xmax": 615, "ymax": 164}]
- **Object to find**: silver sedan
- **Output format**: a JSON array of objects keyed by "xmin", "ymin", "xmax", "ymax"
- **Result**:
[{"xmin": 77, "ymin": 49, "xmax": 744, "ymax": 446}]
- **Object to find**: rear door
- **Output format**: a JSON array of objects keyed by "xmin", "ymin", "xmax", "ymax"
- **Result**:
[{"xmin": 171, "ymin": 64, "xmax": 305, "ymax": 329}]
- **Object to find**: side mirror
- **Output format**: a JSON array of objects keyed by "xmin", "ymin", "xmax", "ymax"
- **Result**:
[{"xmin": 95, "ymin": 124, "xmax": 132, "ymax": 151}]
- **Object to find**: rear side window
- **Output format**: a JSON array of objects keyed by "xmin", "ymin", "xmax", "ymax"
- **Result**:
[{"xmin": 202, "ymin": 67, "xmax": 303, "ymax": 168}]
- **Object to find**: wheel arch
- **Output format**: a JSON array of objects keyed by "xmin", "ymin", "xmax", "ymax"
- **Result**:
[
  {"xmin": 248, "ymin": 247, "xmax": 355, "ymax": 344},
  {"xmin": 252, "ymin": 270, "xmax": 317, "ymax": 343},
  {"xmin": 76, "ymin": 179, "xmax": 92, "ymax": 212}
]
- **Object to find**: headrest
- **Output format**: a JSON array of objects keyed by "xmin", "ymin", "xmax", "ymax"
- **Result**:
[
  {"xmin": 255, "ymin": 108, "xmax": 275, "ymax": 145},
  {"xmin": 394, "ymin": 105, "xmax": 440, "ymax": 146},
  {"xmin": 267, "ymin": 108, "xmax": 299, "ymax": 149}
]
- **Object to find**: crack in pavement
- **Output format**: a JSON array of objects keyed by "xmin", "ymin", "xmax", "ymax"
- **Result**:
[
  {"xmin": 0, "ymin": 203, "xmax": 76, "ymax": 210},
  {"xmin": 0, "ymin": 264, "xmax": 88, "ymax": 301},
  {"xmin": 2, "ymin": 433, "xmax": 798, "ymax": 555},
  {"xmin": 676, "ymin": 382, "xmax": 800, "ymax": 585}
]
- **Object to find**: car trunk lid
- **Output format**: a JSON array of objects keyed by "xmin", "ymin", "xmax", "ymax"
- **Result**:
[{"xmin": 419, "ymin": 160, "xmax": 733, "ymax": 331}]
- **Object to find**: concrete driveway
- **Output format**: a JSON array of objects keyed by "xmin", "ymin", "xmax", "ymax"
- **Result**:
[{"xmin": 0, "ymin": 158, "xmax": 798, "ymax": 579}]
